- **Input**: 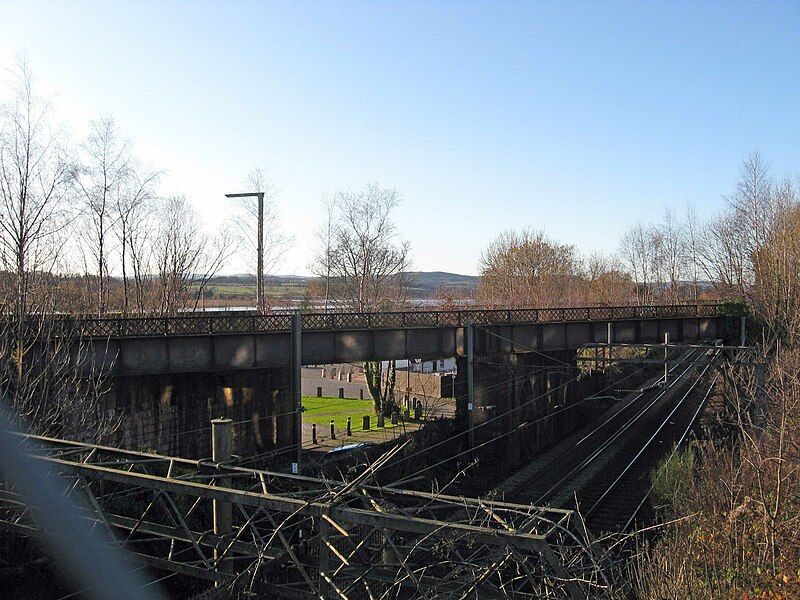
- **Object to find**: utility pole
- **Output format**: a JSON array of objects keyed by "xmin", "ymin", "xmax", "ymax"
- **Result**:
[
  {"xmin": 211, "ymin": 418, "xmax": 232, "ymax": 580},
  {"xmin": 663, "ymin": 331, "xmax": 670, "ymax": 386},
  {"xmin": 292, "ymin": 311, "xmax": 302, "ymax": 473},
  {"xmin": 466, "ymin": 320, "xmax": 474, "ymax": 449},
  {"xmin": 740, "ymin": 316, "xmax": 747, "ymax": 347},
  {"xmin": 225, "ymin": 192, "xmax": 266, "ymax": 312}
]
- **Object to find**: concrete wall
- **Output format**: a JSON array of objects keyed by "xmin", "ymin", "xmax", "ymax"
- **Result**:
[
  {"xmin": 104, "ymin": 367, "xmax": 293, "ymax": 461},
  {"xmin": 397, "ymin": 369, "xmax": 454, "ymax": 400},
  {"xmin": 454, "ymin": 349, "xmax": 603, "ymax": 469}
]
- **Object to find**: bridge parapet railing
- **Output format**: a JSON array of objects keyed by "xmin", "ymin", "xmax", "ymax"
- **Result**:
[{"xmin": 49, "ymin": 303, "xmax": 722, "ymax": 338}]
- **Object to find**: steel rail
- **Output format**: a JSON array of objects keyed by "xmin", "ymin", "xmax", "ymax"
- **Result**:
[
  {"xmin": 523, "ymin": 346, "xmax": 708, "ymax": 504},
  {"xmin": 573, "ymin": 344, "xmax": 708, "ymax": 447},
  {"xmin": 620, "ymin": 375, "xmax": 718, "ymax": 532},
  {"xmin": 15, "ymin": 431, "xmax": 573, "ymax": 530},
  {"xmin": 584, "ymin": 353, "xmax": 718, "ymax": 519}
]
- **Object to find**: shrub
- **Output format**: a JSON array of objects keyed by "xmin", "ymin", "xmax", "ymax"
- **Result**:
[{"xmin": 650, "ymin": 446, "xmax": 695, "ymax": 511}]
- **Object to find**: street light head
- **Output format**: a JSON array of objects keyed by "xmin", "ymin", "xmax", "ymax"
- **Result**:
[{"xmin": 225, "ymin": 192, "xmax": 264, "ymax": 199}]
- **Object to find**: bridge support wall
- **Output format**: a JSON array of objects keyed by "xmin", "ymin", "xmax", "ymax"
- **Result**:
[
  {"xmin": 104, "ymin": 367, "xmax": 294, "ymax": 462},
  {"xmin": 455, "ymin": 350, "xmax": 591, "ymax": 469}
]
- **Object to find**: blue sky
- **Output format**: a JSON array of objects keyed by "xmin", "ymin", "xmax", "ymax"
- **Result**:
[{"xmin": 1, "ymin": 1, "xmax": 798, "ymax": 275}]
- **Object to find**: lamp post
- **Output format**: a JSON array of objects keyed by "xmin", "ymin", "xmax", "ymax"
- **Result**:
[{"xmin": 225, "ymin": 192, "xmax": 265, "ymax": 312}]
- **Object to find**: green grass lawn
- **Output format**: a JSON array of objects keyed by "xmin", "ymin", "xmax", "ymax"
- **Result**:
[{"xmin": 302, "ymin": 396, "xmax": 392, "ymax": 430}]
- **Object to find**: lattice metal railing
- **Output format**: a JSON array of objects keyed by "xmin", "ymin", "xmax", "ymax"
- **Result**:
[
  {"xmin": 11, "ymin": 304, "xmax": 723, "ymax": 339},
  {"xmin": 0, "ymin": 434, "xmax": 606, "ymax": 598}
]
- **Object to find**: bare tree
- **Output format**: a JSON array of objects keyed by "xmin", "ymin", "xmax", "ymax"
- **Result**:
[
  {"xmin": 314, "ymin": 182, "xmax": 410, "ymax": 313},
  {"xmin": 684, "ymin": 202, "xmax": 701, "ymax": 302},
  {"xmin": 0, "ymin": 60, "xmax": 74, "ymax": 379},
  {"xmin": 113, "ymin": 154, "xmax": 160, "ymax": 315},
  {"xmin": 749, "ymin": 177, "xmax": 800, "ymax": 343},
  {"xmin": 152, "ymin": 195, "xmax": 236, "ymax": 315},
  {"xmin": 619, "ymin": 210, "xmax": 696, "ymax": 305},
  {"xmin": 583, "ymin": 252, "xmax": 635, "ymax": 305},
  {"xmin": 619, "ymin": 222, "xmax": 658, "ymax": 305},
  {"xmin": 312, "ymin": 182, "xmax": 411, "ymax": 414},
  {"xmin": 698, "ymin": 209, "xmax": 748, "ymax": 295},
  {"xmin": 694, "ymin": 152, "xmax": 774, "ymax": 301},
  {"xmin": 315, "ymin": 191, "xmax": 336, "ymax": 312},
  {"xmin": 478, "ymin": 228, "xmax": 582, "ymax": 307},
  {"xmin": 74, "ymin": 117, "xmax": 129, "ymax": 314},
  {"xmin": 659, "ymin": 207, "xmax": 686, "ymax": 303},
  {"xmin": 0, "ymin": 61, "xmax": 117, "ymax": 443},
  {"xmin": 732, "ymin": 150, "xmax": 773, "ymax": 263}
]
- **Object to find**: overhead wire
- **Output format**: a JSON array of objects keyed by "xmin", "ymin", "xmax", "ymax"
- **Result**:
[
  {"xmin": 528, "ymin": 348, "xmax": 708, "ymax": 505},
  {"xmin": 386, "ymin": 360, "xmax": 658, "ymax": 483},
  {"xmin": 389, "ymin": 361, "xmax": 659, "ymax": 487}
]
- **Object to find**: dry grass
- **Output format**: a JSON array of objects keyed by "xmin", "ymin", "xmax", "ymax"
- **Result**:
[{"xmin": 628, "ymin": 351, "xmax": 800, "ymax": 599}]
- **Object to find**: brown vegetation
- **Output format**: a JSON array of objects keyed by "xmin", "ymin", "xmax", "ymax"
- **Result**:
[
  {"xmin": 625, "ymin": 154, "xmax": 800, "ymax": 599},
  {"xmin": 478, "ymin": 228, "xmax": 637, "ymax": 307}
]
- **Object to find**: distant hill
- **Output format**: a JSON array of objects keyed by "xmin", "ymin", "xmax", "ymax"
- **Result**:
[
  {"xmin": 205, "ymin": 271, "xmax": 478, "ymax": 300},
  {"xmin": 404, "ymin": 271, "xmax": 478, "ymax": 297}
]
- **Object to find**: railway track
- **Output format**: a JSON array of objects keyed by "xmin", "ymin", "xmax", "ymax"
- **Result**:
[
  {"xmin": 502, "ymin": 344, "xmax": 719, "ymax": 533},
  {"xmin": 581, "ymin": 366, "xmax": 716, "ymax": 532}
]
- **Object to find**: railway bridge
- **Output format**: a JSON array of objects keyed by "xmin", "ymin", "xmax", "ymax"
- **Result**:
[
  {"xmin": 45, "ymin": 304, "xmax": 732, "ymax": 462},
  {"xmin": 1, "ymin": 304, "xmax": 740, "ymax": 598}
]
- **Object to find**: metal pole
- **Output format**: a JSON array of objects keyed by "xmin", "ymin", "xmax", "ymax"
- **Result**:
[
  {"xmin": 257, "ymin": 192, "xmax": 265, "ymax": 313},
  {"xmin": 740, "ymin": 315, "xmax": 746, "ymax": 347},
  {"xmin": 225, "ymin": 192, "xmax": 267, "ymax": 313},
  {"xmin": 211, "ymin": 418, "xmax": 232, "ymax": 580},
  {"xmin": 664, "ymin": 331, "xmax": 670, "ymax": 386},
  {"xmin": 292, "ymin": 311, "xmax": 302, "ymax": 473},
  {"xmin": 407, "ymin": 360, "xmax": 410, "ymax": 407},
  {"xmin": 466, "ymin": 320, "xmax": 474, "ymax": 449}
]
